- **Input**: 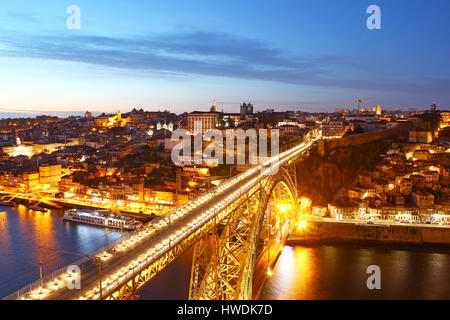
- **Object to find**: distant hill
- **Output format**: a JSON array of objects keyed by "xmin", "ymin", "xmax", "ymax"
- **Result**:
[{"xmin": 0, "ymin": 111, "xmax": 101, "ymax": 119}]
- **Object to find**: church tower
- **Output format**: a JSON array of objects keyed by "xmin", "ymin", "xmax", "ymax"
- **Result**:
[{"xmin": 210, "ymin": 99, "xmax": 217, "ymax": 112}]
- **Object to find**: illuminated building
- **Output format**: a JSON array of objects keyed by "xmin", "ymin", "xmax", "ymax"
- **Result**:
[
  {"xmin": 39, "ymin": 164, "xmax": 62, "ymax": 187},
  {"xmin": 409, "ymin": 130, "xmax": 432, "ymax": 143},
  {"xmin": 95, "ymin": 111, "xmax": 128, "ymax": 128},
  {"xmin": 187, "ymin": 111, "xmax": 218, "ymax": 134},
  {"xmin": 328, "ymin": 203, "xmax": 358, "ymax": 220},
  {"xmin": 440, "ymin": 111, "xmax": 450, "ymax": 128},
  {"xmin": 311, "ymin": 205, "xmax": 327, "ymax": 217},
  {"xmin": 412, "ymin": 149, "xmax": 431, "ymax": 161},
  {"xmin": 321, "ymin": 120, "xmax": 346, "ymax": 139},
  {"xmin": 23, "ymin": 172, "xmax": 40, "ymax": 191},
  {"xmin": 156, "ymin": 121, "xmax": 174, "ymax": 132},
  {"xmin": 372, "ymin": 104, "xmax": 382, "ymax": 115},
  {"xmin": 0, "ymin": 172, "xmax": 39, "ymax": 192},
  {"xmin": 2, "ymin": 139, "xmax": 80, "ymax": 157},
  {"xmin": 2, "ymin": 144, "xmax": 35, "ymax": 157}
]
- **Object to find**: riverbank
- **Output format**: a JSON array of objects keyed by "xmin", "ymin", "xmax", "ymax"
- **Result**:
[
  {"xmin": 0, "ymin": 191, "xmax": 154, "ymax": 222},
  {"xmin": 289, "ymin": 220, "xmax": 450, "ymax": 246}
]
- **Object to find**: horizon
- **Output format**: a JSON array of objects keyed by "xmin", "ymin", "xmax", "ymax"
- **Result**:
[
  {"xmin": 1, "ymin": 1, "xmax": 449, "ymax": 113},
  {"xmin": 0, "ymin": 104, "xmax": 443, "ymax": 120}
]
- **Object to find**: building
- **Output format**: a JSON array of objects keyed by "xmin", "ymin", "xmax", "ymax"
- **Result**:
[
  {"xmin": 2, "ymin": 144, "xmax": 35, "ymax": 157},
  {"xmin": 156, "ymin": 121, "xmax": 174, "ymax": 132},
  {"xmin": 409, "ymin": 130, "xmax": 432, "ymax": 143},
  {"xmin": 187, "ymin": 112, "xmax": 217, "ymax": 134},
  {"xmin": 358, "ymin": 172, "xmax": 373, "ymax": 188},
  {"xmin": 328, "ymin": 203, "xmax": 358, "ymax": 220},
  {"xmin": 423, "ymin": 170, "xmax": 439, "ymax": 184},
  {"xmin": 23, "ymin": 172, "xmax": 40, "ymax": 191},
  {"xmin": 373, "ymin": 104, "xmax": 382, "ymax": 115},
  {"xmin": 39, "ymin": 164, "xmax": 62, "ymax": 188},
  {"xmin": 311, "ymin": 205, "xmax": 327, "ymax": 217},
  {"xmin": 393, "ymin": 194, "xmax": 405, "ymax": 206},
  {"xmin": 240, "ymin": 102, "xmax": 254, "ymax": 119},
  {"xmin": 321, "ymin": 120, "xmax": 346, "ymax": 139},
  {"xmin": 399, "ymin": 178, "xmax": 413, "ymax": 195},
  {"xmin": 440, "ymin": 111, "xmax": 450, "ymax": 128},
  {"xmin": 95, "ymin": 111, "xmax": 127, "ymax": 128},
  {"xmin": 412, "ymin": 191, "xmax": 434, "ymax": 208},
  {"xmin": 413, "ymin": 149, "xmax": 431, "ymax": 161},
  {"xmin": 348, "ymin": 188, "xmax": 364, "ymax": 199},
  {"xmin": 279, "ymin": 125, "xmax": 301, "ymax": 136}
]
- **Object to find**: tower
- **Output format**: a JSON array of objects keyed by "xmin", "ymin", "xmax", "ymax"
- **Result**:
[
  {"xmin": 240, "ymin": 102, "xmax": 254, "ymax": 119},
  {"xmin": 210, "ymin": 99, "xmax": 217, "ymax": 112},
  {"xmin": 376, "ymin": 104, "xmax": 381, "ymax": 115}
]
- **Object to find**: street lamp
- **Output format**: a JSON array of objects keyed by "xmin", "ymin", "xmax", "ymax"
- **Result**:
[{"xmin": 36, "ymin": 246, "xmax": 105, "ymax": 300}]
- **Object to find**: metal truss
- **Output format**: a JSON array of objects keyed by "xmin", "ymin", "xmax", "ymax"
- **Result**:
[
  {"xmin": 190, "ymin": 165, "xmax": 299, "ymax": 300},
  {"xmin": 104, "ymin": 180, "xmax": 261, "ymax": 300},
  {"xmin": 104, "ymin": 161, "xmax": 299, "ymax": 301}
]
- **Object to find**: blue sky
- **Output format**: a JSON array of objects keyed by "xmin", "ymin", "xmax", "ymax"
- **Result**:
[{"xmin": 0, "ymin": 0, "xmax": 449, "ymax": 114}]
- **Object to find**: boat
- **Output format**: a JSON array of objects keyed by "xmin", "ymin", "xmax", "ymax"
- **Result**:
[
  {"xmin": 0, "ymin": 200, "xmax": 14, "ymax": 207},
  {"xmin": 63, "ymin": 209, "xmax": 142, "ymax": 230},
  {"xmin": 29, "ymin": 204, "xmax": 49, "ymax": 213}
]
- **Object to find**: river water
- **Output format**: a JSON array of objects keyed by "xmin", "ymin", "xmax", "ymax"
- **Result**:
[
  {"xmin": 1, "ymin": 205, "xmax": 449, "ymax": 299},
  {"xmin": 0, "ymin": 205, "xmax": 121, "ymax": 298}
]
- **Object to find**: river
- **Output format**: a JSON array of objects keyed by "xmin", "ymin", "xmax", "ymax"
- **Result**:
[
  {"xmin": 0, "ymin": 205, "xmax": 121, "ymax": 298},
  {"xmin": 0, "ymin": 205, "xmax": 449, "ymax": 299}
]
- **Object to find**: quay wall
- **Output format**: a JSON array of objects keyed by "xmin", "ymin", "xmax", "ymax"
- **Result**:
[{"xmin": 289, "ymin": 220, "xmax": 450, "ymax": 246}]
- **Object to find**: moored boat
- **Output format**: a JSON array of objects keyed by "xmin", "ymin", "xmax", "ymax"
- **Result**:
[
  {"xmin": 29, "ymin": 204, "xmax": 49, "ymax": 212},
  {"xmin": 0, "ymin": 200, "xmax": 14, "ymax": 207},
  {"xmin": 63, "ymin": 209, "xmax": 141, "ymax": 230}
]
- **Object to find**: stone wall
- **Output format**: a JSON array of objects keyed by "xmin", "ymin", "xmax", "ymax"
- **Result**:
[
  {"xmin": 319, "ymin": 124, "xmax": 411, "ymax": 156},
  {"xmin": 290, "ymin": 220, "xmax": 450, "ymax": 245}
]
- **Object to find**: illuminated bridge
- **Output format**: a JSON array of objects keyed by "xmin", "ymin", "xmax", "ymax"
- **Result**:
[{"xmin": 3, "ymin": 140, "xmax": 314, "ymax": 301}]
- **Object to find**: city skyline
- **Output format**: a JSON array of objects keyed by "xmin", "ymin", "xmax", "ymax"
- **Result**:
[
  {"xmin": 1, "ymin": 0, "xmax": 450, "ymax": 114},
  {"xmin": 1, "ymin": 1, "xmax": 449, "ymax": 305}
]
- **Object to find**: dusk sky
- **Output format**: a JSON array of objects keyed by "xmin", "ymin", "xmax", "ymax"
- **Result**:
[{"xmin": 0, "ymin": 0, "xmax": 449, "ymax": 115}]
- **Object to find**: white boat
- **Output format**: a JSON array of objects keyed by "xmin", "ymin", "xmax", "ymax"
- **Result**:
[{"xmin": 63, "ymin": 209, "xmax": 142, "ymax": 230}]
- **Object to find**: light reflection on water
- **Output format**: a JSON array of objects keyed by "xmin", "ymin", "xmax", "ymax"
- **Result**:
[
  {"xmin": 138, "ymin": 243, "xmax": 450, "ymax": 300},
  {"xmin": 1, "ymin": 205, "xmax": 449, "ymax": 300},
  {"xmin": 260, "ymin": 244, "xmax": 450, "ymax": 300},
  {"xmin": 0, "ymin": 205, "xmax": 121, "ymax": 298}
]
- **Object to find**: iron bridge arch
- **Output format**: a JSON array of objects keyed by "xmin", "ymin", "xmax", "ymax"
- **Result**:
[{"xmin": 189, "ymin": 165, "xmax": 299, "ymax": 300}]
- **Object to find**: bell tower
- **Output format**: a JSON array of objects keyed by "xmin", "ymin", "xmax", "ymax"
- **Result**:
[{"xmin": 210, "ymin": 99, "xmax": 217, "ymax": 112}]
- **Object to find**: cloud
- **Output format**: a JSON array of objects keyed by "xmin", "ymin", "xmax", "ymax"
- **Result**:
[
  {"xmin": 3, "ymin": 12, "xmax": 40, "ymax": 24},
  {"xmin": 0, "ymin": 29, "xmax": 448, "ymax": 93}
]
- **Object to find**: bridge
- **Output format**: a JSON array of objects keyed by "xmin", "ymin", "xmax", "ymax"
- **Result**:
[{"xmin": 3, "ymin": 139, "xmax": 314, "ymax": 300}]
